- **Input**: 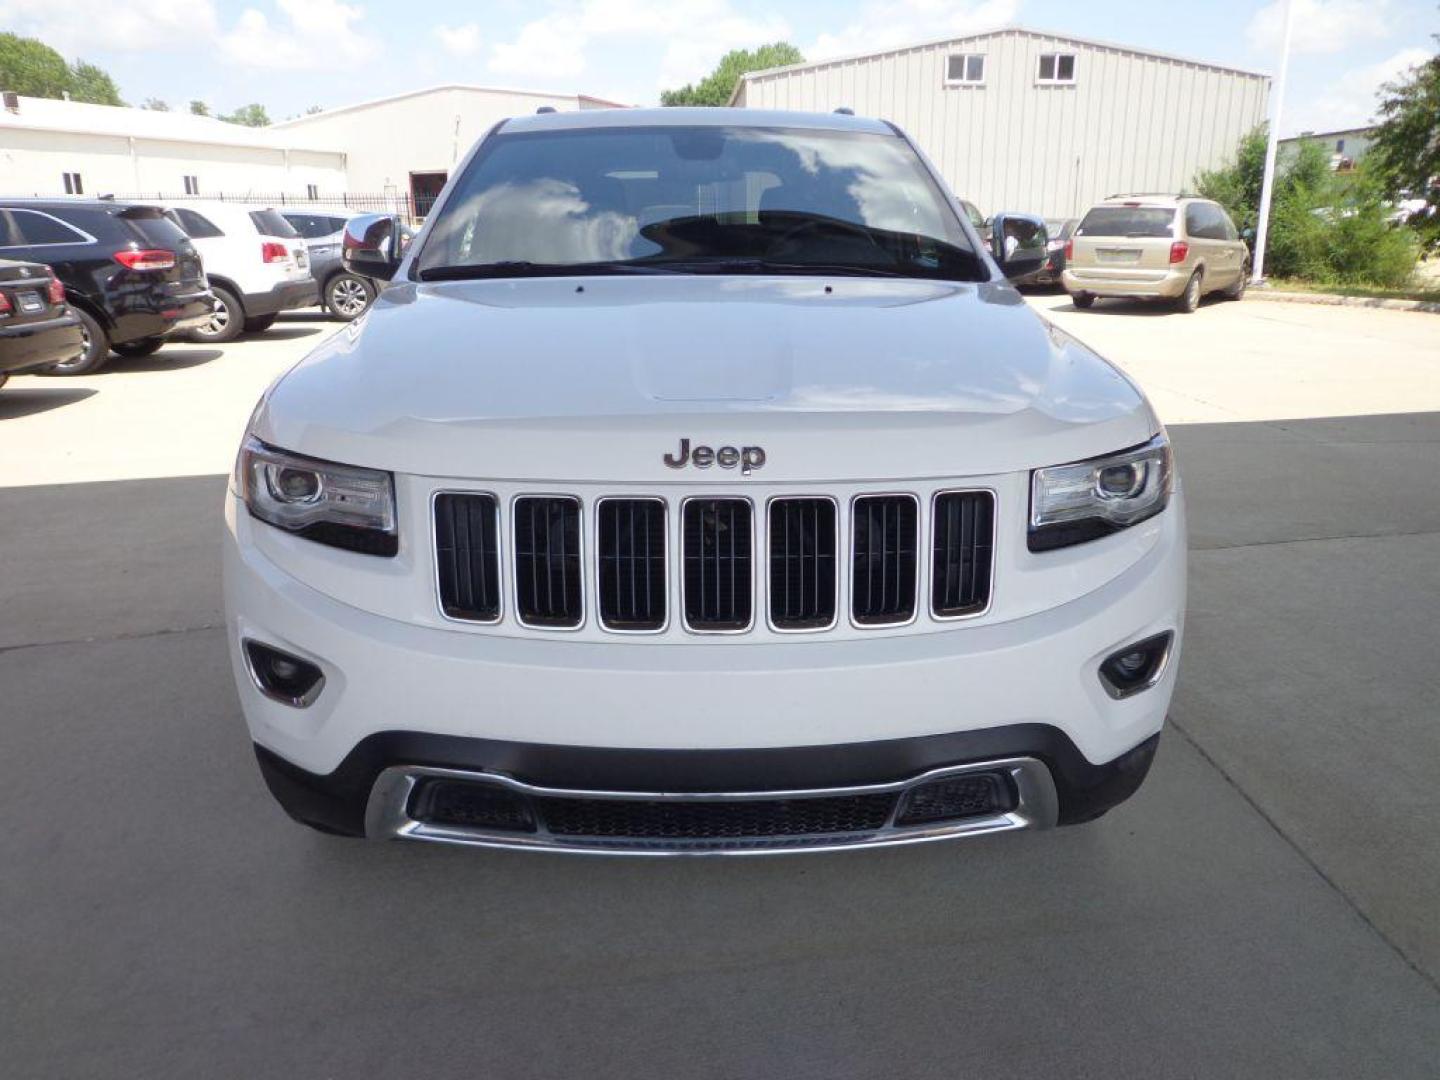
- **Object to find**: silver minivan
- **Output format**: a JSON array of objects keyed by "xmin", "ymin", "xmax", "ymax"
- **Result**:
[{"xmin": 1063, "ymin": 195, "xmax": 1250, "ymax": 312}]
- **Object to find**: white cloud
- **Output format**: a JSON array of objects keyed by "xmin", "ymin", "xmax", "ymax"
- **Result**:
[
  {"xmin": 808, "ymin": 0, "xmax": 1020, "ymax": 62},
  {"xmin": 434, "ymin": 22, "xmax": 483, "ymax": 58},
  {"xmin": 220, "ymin": 0, "xmax": 378, "ymax": 71},
  {"xmin": 485, "ymin": 0, "xmax": 791, "ymax": 92},
  {"xmin": 2, "ymin": 0, "xmax": 220, "ymax": 55},
  {"xmin": 1284, "ymin": 46, "xmax": 1430, "ymax": 135},
  {"xmin": 1247, "ymin": 0, "xmax": 1392, "ymax": 56}
]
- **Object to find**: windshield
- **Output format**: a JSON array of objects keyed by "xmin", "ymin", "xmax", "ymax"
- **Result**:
[
  {"xmin": 415, "ymin": 125, "xmax": 983, "ymax": 281},
  {"xmin": 1076, "ymin": 207, "xmax": 1175, "ymax": 238}
]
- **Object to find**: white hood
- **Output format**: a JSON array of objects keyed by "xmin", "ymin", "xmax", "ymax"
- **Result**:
[{"xmin": 258, "ymin": 275, "xmax": 1155, "ymax": 483}]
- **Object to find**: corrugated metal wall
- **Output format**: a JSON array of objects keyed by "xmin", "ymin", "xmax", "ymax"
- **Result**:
[{"xmin": 738, "ymin": 29, "xmax": 1270, "ymax": 220}]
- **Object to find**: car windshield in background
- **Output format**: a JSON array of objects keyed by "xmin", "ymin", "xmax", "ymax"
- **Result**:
[
  {"xmin": 249, "ymin": 209, "xmax": 299, "ymax": 238},
  {"xmin": 415, "ymin": 125, "xmax": 983, "ymax": 282},
  {"xmin": 1076, "ymin": 207, "xmax": 1175, "ymax": 238}
]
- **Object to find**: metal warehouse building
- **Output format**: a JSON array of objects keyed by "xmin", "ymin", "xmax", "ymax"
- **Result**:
[{"xmin": 732, "ymin": 26, "xmax": 1271, "ymax": 219}]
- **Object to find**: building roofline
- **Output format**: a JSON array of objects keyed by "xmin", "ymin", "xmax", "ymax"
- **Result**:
[
  {"xmin": 273, "ymin": 84, "xmax": 629, "ymax": 127},
  {"xmin": 1279, "ymin": 125, "xmax": 1377, "ymax": 141},
  {"xmin": 732, "ymin": 23, "xmax": 1271, "ymax": 99}
]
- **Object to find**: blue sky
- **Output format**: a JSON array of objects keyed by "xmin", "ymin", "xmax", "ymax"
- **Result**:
[{"xmin": 4, "ymin": 0, "xmax": 1435, "ymax": 135}]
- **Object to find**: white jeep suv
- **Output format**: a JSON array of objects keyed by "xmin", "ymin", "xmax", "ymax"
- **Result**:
[
  {"xmin": 163, "ymin": 201, "xmax": 318, "ymax": 341},
  {"xmin": 224, "ymin": 109, "xmax": 1186, "ymax": 854}
]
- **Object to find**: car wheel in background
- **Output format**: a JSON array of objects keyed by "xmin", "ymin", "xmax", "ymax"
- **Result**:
[
  {"xmin": 192, "ymin": 285, "xmax": 244, "ymax": 344},
  {"xmin": 243, "ymin": 314, "xmax": 278, "ymax": 334},
  {"xmin": 1225, "ymin": 263, "xmax": 1250, "ymax": 300},
  {"xmin": 44, "ymin": 306, "xmax": 110, "ymax": 376},
  {"xmin": 1071, "ymin": 292, "xmax": 1095, "ymax": 309},
  {"xmin": 1176, "ymin": 272, "xmax": 1202, "ymax": 313},
  {"xmin": 112, "ymin": 336, "xmax": 166, "ymax": 359},
  {"xmin": 324, "ymin": 273, "xmax": 375, "ymax": 321}
]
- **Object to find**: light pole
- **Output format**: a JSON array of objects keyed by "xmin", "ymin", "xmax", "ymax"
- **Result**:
[{"xmin": 1252, "ymin": 0, "xmax": 1296, "ymax": 283}]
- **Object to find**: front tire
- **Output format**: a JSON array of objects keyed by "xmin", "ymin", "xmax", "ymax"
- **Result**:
[
  {"xmin": 112, "ymin": 336, "xmax": 165, "ymax": 359},
  {"xmin": 1176, "ymin": 271, "xmax": 1202, "ymax": 313},
  {"xmin": 44, "ymin": 306, "xmax": 109, "ymax": 375},
  {"xmin": 1225, "ymin": 262, "xmax": 1250, "ymax": 300},
  {"xmin": 192, "ymin": 285, "xmax": 244, "ymax": 344},
  {"xmin": 324, "ymin": 273, "xmax": 374, "ymax": 321},
  {"xmin": 1071, "ymin": 292, "xmax": 1095, "ymax": 309}
]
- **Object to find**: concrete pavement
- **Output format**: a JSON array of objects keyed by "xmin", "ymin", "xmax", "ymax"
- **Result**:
[{"xmin": 1, "ymin": 303, "xmax": 1439, "ymax": 1076}]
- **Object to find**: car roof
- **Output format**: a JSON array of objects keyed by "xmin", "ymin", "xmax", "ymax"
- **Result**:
[
  {"xmin": 499, "ymin": 106, "xmax": 894, "ymax": 136},
  {"xmin": 164, "ymin": 199, "xmax": 278, "ymax": 214},
  {"xmin": 1, "ymin": 196, "xmax": 156, "ymax": 212},
  {"xmin": 1094, "ymin": 194, "xmax": 1207, "ymax": 208}
]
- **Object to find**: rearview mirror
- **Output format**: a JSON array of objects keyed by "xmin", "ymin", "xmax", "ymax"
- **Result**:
[
  {"xmin": 342, "ymin": 214, "xmax": 405, "ymax": 281},
  {"xmin": 990, "ymin": 212, "xmax": 1047, "ymax": 280}
]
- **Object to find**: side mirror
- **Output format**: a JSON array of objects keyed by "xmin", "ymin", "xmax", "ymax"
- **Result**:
[
  {"xmin": 990, "ymin": 212, "xmax": 1047, "ymax": 280},
  {"xmin": 342, "ymin": 213, "xmax": 405, "ymax": 281}
]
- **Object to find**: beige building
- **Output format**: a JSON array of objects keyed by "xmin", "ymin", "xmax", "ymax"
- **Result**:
[
  {"xmin": 732, "ymin": 26, "xmax": 1271, "ymax": 219},
  {"xmin": 272, "ymin": 86, "xmax": 626, "ymax": 212},
  {"xmin": 0, "ymin": 94, "xmax": 347, "ymax": 199}
]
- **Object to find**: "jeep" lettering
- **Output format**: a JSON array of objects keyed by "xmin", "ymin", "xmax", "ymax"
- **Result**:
[{"xmin": 663, "ymin": 438, "xmax": 766, "ymax": 475}]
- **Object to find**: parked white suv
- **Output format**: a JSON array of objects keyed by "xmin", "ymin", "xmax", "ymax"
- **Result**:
[
  {"xmin": 163, "ymin": 201, "xmax": 318, "ymax": 341},
  {"xmin": 224, "ymin": 109, "xmax": 1186, "ymax": 854}
]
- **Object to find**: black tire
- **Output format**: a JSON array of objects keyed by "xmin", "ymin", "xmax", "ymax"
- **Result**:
[
  {"xmin": 324, "ymin": 273, "xmax": 375, "ymax": 321},
  {"xmin": 1175, "ymin": 271, "xmax": 1202, "ymax": 313},
  {"xmin": 1071, "ymin": 292, "xmax": 1095, "ymax": 309},
  {"xmin": 243, "ymin": 313, "xmax": 278, "ymax": 334},
  {"xmin": 112, "ymin": 336, "xmax": 166, "ymax": 359},
  {"xmin": 1225, "ymin": 262, "xmax": 1250, "ymax": 300},
  {"xmin": 44, "ymin": 305, "xmax": 109, "ymax": 376},
  {"xmin": 191, "ymin": 285, "xmax": 244, "ymax": 343}
]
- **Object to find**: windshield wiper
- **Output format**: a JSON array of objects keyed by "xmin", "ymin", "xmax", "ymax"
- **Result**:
[
  {"xmin": 419, "ymin": 260, "xmax": 682, "ymax": 281},
  {"xmin": 642, "ymin": 257, "xmax": 913, "ymax": 279}
]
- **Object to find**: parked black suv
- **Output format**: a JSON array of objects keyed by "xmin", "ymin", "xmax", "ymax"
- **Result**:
[
  {"xmin": 0, "ymin": 257, "xmax": 83, "ymax": 391},
  {"xmin": 0, "ymin": 200, "xmax": 213, "ymax": 375}
]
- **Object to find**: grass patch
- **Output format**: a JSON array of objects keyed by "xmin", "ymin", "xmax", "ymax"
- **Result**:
[{"xmin": 1265, "ymin": 278, "xmax": 1440, "ymax": 303}]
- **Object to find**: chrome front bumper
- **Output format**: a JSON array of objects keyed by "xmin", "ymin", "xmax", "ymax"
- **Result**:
[{"xmin": 364, "ymin": 756, "xmax": 1059, "ymax": 856}]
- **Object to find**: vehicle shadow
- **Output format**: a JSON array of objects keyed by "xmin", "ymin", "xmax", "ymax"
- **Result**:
[
  {"xmin": 251, "ymin": 327, "xmax": 325, "ymax": 341},
  {"xmin": 105, "ymin": 347, "xmax": 224, "ymax": 374},
  {"xmin": 1072, "ymin": 295, "xmax": 1229, "ymax": 317},
  {"xmin": 0, "ymin": 386, "xmax": 97, "ymax": 419},
  {"xmin": 277, "ymin": 311, "xmax": 336, "ymax": 325}
]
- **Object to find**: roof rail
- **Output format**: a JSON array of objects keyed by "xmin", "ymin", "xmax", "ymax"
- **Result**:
[
  {"xmin": 1104, "ymin": 191, "xmax": 1203, "ymax": 200},
  {"xmin": 833, "ymin": 106, "xmax": 854, "ymax": 115},
  {"xmin": 536, "ymin": 106, "xmax": 557, "ymax": 114}
]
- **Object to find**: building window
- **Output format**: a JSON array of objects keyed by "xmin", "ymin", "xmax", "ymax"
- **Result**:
[
  {"xmin": 183, "ymin": 175, "xmax": 199, "ymax": 195},
  {"xmin": 62, "ymin": 172, "xmax": 83, "ymax": 195},
  {"xmin": 1037, "ymin": 53, "xmax": 1076, "ymax": 83},
  {"xmin": 945, "ymin": 54, "xmax": 985, "ymax": 86},
  {"xmin": 306, "ymin": 183, "xmax": 319, "ymax": 199}
]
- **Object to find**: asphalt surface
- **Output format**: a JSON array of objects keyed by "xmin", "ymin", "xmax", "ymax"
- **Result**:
[{"xmin": 2, "ymin": 300, "xmax": 1439, "ymax": 1077}]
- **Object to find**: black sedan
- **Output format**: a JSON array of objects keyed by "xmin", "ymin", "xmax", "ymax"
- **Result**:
[
  {"xmin": 1021, "ymin": 218, "xmax": 1078, "ymax": 287},
  {"xmin": 0, "ymin": 257, "xmax": 83, "ymax": 392}
]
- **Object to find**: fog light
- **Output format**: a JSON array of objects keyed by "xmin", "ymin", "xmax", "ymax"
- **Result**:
[
  {"xmin": 1099, "ymin": 632, "xmax": 1174, "ymax": 699},
  {"xmin": 243, "ymin": 639, "xmax": 325, "ymax": 707}
]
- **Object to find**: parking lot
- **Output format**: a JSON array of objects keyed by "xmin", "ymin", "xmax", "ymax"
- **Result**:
[{"xmin": 2, "ymin": 295, "xmax": 1439, "ymax": 1077}]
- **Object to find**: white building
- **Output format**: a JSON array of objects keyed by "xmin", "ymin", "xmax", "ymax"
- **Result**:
[
  {"xmin": 0, "ymin": 94, "xmax": 347, "ymax": 200},
  {"xmin": 272, "ymin": 86, "xmax": 626, "ymax": 212},
  {"xmin": 732, "ymin": 26, "xmax": 1271, "ymax": 219}
]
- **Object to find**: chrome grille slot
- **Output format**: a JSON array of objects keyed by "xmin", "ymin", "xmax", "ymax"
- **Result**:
[
  {"xmin": 513, "ymin": 496, "xmax": 583, "ymax": 628},
  {"xmin": 682, "ymin": 498, "xmax": 753, "ymax": 631},
  {"xmin": 597, "ymin": 498, "xmax": 667, "ymax": 631},
  {"xmin": 434, "ymin": 493, "xmax": 501, "ymax": 622},
  {"xmin": 768, "ymin": 497, "xmax": 837, "ymax": 630},
  {"xmin": 851, "ymin": 494, "xmax": 918, "ymax": 625},
  {"xmin": 931, "ymin": 491, "xmax": 995, "ymax": 618}
]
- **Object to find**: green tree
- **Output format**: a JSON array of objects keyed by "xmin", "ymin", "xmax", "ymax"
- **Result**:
[
  {"xmin": 1369, "ymin": 40, "xmax": 1439, "ymax": 251},
  {"xmin": 68, "ymin": 60, "xmax": 124, "ymax": 105},
  {"xmin": 189, "ymin": 100, "xmax": 210, "ymax": 116},
  {"xmin": 0, "ymin": 32, "xmax": 73, "ymax": 99},
  {"xmin": 221, "ymin": 103, "xmax": 270, "ymax": 127},
  {"xmin": 661, "ymin": 42, "xmax": 804, "ymax": 106},
  {"xmin": 141, "ymin": 97, "xmax": 170, "ymax": 111},
  {"xmin": 1194, "ymin": 125, "xmax": 1269, "ymax": 233}
]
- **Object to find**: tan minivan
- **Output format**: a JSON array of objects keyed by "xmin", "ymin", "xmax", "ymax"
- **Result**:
[{"xmin": 1062, "ymin": 195, "xmax": 1250, "ymax": 313}]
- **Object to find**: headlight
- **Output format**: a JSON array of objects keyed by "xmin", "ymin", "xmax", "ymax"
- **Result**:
[
  {"xmin": 1029, "ymin": 434, "xmax": 1173, "ymax": 552},
  {"xmin": 237, "ymin": 435, "xmax": 398, "ymax": 556}
]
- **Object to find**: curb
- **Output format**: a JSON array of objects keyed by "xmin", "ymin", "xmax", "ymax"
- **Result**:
[{"xmin": 1245, "ymin": 289, "xmax": 1440, "ymax": 314}]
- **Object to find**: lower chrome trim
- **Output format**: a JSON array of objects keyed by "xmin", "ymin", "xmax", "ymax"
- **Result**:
[{"xmin": 364, "ymin": 756, "xmax": 1058, "ymax": 856}]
